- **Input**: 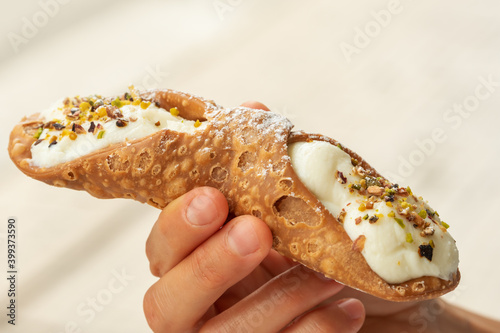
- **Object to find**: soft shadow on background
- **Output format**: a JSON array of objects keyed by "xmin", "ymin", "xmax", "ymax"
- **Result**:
[{"xmin": 1, "ymin": 0, "xmax": 499, "ymax": 331}]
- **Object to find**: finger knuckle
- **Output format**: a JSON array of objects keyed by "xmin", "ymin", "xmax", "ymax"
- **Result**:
[
  {"xmin": 191, "ymin": 247, "xmax": 227, "ymax": 291},
  {"xmin": 144, "ymin": 284, "xmax": 185, "ymax": 332},
  {"xmin": 201, "ymin": 317, "xmax": 249, "ymax": 333},
  {"xmin": 301, "ymin": 319, "xmax": 332, "ymax": 333},
  {"xmin": 286, "ymin": 315, "xmax": 331, "ymax": 333},
  {"xmin": 272, "ymin": 274, "xmax": 306, "ymax": 306}
]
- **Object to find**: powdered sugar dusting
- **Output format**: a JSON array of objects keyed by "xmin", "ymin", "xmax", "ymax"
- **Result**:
[{"xmin": 208, "ymin": 106, "xmax": 293, "ymax": 142}]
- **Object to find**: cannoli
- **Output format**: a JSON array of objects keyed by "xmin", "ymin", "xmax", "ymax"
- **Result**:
[{"xmin": 8, "ymin": 88, "xmax": 459, "ymax": 301}]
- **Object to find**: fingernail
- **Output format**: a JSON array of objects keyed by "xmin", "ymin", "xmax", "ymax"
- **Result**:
[
  {"xmin": 228, "ymin": 219, "xmax": 259, "ymax": 257},
  {"xmin": 338, "ymin": 299, "xmax": 364, "ymax": 321},
  {"xmin": 186, "ymin": 195, "xmax": 217, "ymax": 226}
]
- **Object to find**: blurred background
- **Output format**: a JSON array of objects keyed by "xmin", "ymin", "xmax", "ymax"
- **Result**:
[{"xmin": 1, "ymin": 0, "xmax": 499, "ymax": 331}]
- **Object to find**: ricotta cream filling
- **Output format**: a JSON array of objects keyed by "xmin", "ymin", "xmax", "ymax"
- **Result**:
[
  {"xmin": 30, "ymin": 100, "xmax": 206, "ymax": 168},
  {"xmin": 288, "ymin": 140, "xmax": 459, "ymax": 284}
]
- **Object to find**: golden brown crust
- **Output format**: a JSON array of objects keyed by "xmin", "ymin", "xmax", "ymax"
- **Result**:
[{"xmin": 8, "ymin": 89, "xmax": 460, "ymax": 301}]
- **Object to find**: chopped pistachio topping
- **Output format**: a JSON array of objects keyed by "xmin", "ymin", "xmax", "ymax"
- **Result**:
[
  {"xmin": 31, "ymin": 85, "xmax": 188, "ymax": 153},
  {"xmin": 288, "ymin": 139, "xmax": 459, "ymax": 283},
  {"xmin": 79, "ymin": 102, "xmax": 91, "ymax": 112},
  {"xmin": 401, "ymin": 200, "xmax": 411, "ymax": 209},
  {"xmin": 441, "ymin": 221, "xmax": 450, "ymax": 229},
  {"xmin": 128, "ymin": 85, "xmax": 139, "ymax": 100},
  {"xmin": 140, "ymin": 101, "xmax": 151, "ymax": 109},
  {"xmin": 385, "ymin": 188, "xmax": 396, "ymax": 195},
  {"xmin": 418, "ymin": 209, "xmax": 428, "ymax": 219},
  {"xmin": 97, "ymin": 106, "xmax": 107, "ymax": 118},
  {"xmin": 406, "ymin": 186, "xmax": 413, "ymax": 195},
  {"xmin": 111, "ymin": 98, "xmax": 123, "ymax": 108},
  {"xmin": 33, "ymin": 127, "xmax": 43, "ymax": 139},
  {"xmin": 406, "ymin": 233, "xmax": 413, "ymax": 243},
  {"xmin": 170, "ymin": 107, "xmax": 180, "ymax": 117},
  {"xmin": 394, "ymin": 217, "xmax": 405, "ymax": 229}
]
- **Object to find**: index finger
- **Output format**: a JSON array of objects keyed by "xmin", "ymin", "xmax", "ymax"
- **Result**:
[
  {"xmin": 240, "ymin": 101, "xmax": 270, "ymax": 111},
  {"xmin": 143, "ymin": 215, "xmax": 272, "ymax": 332}
]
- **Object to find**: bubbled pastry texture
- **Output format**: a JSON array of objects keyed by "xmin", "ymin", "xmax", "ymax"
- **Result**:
[{"xmin": 8, "ymin": 89, "xmax": 459, "ymax": 301}]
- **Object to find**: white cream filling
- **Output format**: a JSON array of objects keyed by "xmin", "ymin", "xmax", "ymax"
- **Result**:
[
  {"xmin": 30, "ymin": 100, "xmax": 206, "ymax": 168},
  {"xmin": 289, "ymin": 140, "xmax": 459, "ymax": 284}
]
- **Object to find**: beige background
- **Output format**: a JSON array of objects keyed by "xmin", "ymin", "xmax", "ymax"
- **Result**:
[{"xmin": 1, "ymin": 0, "xmax": 499, "ymax": 332}]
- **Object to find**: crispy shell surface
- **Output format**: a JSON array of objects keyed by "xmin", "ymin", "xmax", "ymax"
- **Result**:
[{"xmin": 8, "ymin": 89, "xmax": 459, "ymax": 301}]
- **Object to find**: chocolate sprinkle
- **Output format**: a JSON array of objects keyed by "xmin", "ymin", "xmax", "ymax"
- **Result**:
[
  {"xmin": 72, "ymin": 123, "xmax": 86, "ymax": 134},
  {"xmin": 116, "ymin": 119, "xmax": 128, "ymax": 127},
  {"xmin": 88, "ymin": 121, "xmax": 96, "ymax": 133},
  {"xmin": 93, "ymin": 99, "xmax": 104, "ymax": 109},
  {"xmin": 106, "ymin": 106, "xmax": 123, "ymax": 119},
  {"xmin": 53, "ymin": 123, "xmax": 65, "ymax": 130},
  {"xmin": 336, "ymin": 171, "xmax": 347, "ymax": 184},
  {"xmin": 384, "ymin": 194, "xmax": 395, "ymax": 202},
  {"xmin": 418, "ymin": 244, "xmax": 433, "ymax": 261}
]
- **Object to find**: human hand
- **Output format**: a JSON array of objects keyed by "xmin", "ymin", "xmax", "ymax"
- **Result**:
[
  {"xmin": 143, "ymin": 186, "xmax": 365, "ymax": 332},
  {"xmin": 142, "ymin": 100, "xmax": 499, "ymax": 333}
]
